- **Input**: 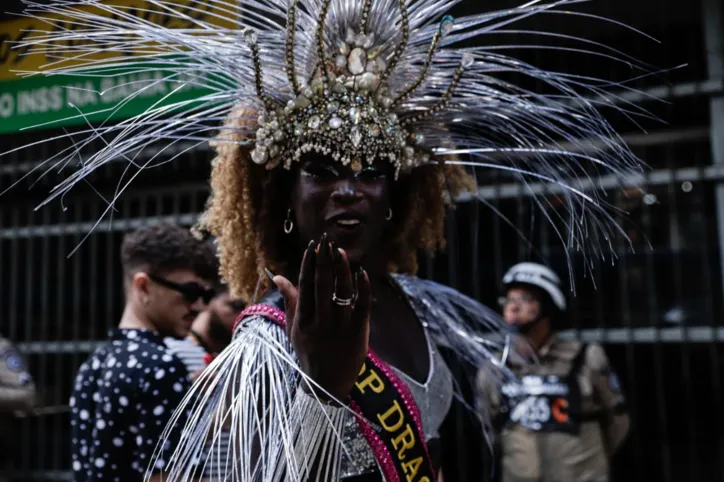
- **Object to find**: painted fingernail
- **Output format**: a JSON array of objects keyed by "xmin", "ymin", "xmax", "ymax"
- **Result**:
[
  {"xmin": 264, "ymin": 268, "xmax": 275, "ymax": 282},
  {"xmin": 318, "ymin": 233, "xmax": 327, "ymax": 251},
  {"xmin": 321, "ymin": 233, "xmax": 330, "ymax": 255},
  {"xmin": 307, "ymin": 239, "xmax": 315, "ymax": 250},
  {"xmin": 331, "ymin": 242, "xmax": 339, "ymax": 261}
]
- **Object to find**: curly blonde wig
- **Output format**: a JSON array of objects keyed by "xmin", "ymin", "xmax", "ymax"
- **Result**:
[{"xmin": 198, "ymin": 106, "xmax": 475, "ymax": 300}]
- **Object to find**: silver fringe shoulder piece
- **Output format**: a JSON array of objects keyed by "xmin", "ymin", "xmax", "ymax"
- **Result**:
[
  {"xmin": 5, "ymin": 0, "xmax": 653, "ymax": 268},
  {"xmin": 154, "ymin": 313, "xmax": 351, "ymax": 482},
  {"xmin": 394, "ymin": 274, "xmax": 523, "ymax": 370},
  {"xmin": 394, "ymin": 273, "xmax": 524, "ymax": 447},
  {"xmin": 152, "ymin": 278, "xmax": 519, "ymax": 481}
]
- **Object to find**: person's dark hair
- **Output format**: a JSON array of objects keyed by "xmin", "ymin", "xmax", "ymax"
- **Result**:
[
  {"xmin": 539, "ymin": 291, "xmax": 566, "ymax": 330},
  {"xmin": 121, "ymin": 223, "xmax": 219, "ymax": 282},
  {"xmin": 213, "ymin": 283, "xmax": 233, "ymax": 298}
]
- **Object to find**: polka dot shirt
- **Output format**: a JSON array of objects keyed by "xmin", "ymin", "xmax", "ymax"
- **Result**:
[{"xmin": 70, "ymin": 329, "xmax": 191, "ymax": 482}]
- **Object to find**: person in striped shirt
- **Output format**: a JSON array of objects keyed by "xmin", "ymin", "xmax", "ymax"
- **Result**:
[{"xmin": 165, "ymin": 285, "xmax": 246, "ymax": 479}]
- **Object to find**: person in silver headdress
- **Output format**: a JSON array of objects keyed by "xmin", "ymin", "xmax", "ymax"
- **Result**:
[{"xmin": 4, "ymin": 0, "xmax": 652, "ymax": 480}]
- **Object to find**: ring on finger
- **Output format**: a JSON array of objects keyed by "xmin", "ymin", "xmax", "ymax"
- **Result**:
[{"xmin": 332, "ymin": 292, "xmax": 355, "ymax": 307}]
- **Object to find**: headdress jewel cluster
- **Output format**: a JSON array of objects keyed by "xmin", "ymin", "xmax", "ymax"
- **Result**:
[{"xmin": 247, "ymin": 0, "xmax": 472, "ymax": 178}]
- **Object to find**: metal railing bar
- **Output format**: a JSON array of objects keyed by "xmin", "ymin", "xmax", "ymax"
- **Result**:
[
  {"xmin": 562, "ymin": 78, "xmax": 724, "ymax": 109},
  {"xmin": 558, "ymin": 326, "xmax": 724, "ymax": 343},
  {"xmin": 0, "ymin": 213, "xmax": 198, "ymax": 239},
  {"xmin": 15, "ymin": 327, "xmax": 724, "ymax": 355},
  {"xmin": 469, "ymin": 165, "xmax": 724, "ymax": 201},
  {"xmin": 0, "ymin": 122, "xmax": 712, "ymax": 178},
  {"xmin": 0, "ymin": 470, "xmax": 74, "ymax": 481},
  {"xmin": 0, "ymin": 140, "xmax": 206, "ymax": 176}
]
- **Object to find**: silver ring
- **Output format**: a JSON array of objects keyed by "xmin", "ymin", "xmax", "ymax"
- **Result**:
[{"xmin": 332, "ymin": 292, "xmax": 354, "ymax": 307}]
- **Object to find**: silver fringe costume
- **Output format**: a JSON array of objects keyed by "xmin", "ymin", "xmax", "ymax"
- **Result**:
[
  {"xmin": 3, "ymin": 0, "xmax": 652, "ymax": 480},
  {"xmin": 162, "ymin": 275, "xmax": 519, "ymax": 481}
]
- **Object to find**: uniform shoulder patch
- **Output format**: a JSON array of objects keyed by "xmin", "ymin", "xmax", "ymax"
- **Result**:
[
  {"xmin": 2, "ymin": 348, "xmax": 25, "ymax": 372},
  {"xmin": 608, "ymin": 372, "xmax": 622, "ymax": 393},
  {"xmin": 2, "ymin": 349, "xmax": 33, "ymax": 385}
]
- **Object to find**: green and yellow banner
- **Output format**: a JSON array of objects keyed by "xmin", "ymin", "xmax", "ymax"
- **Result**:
[{"xmin": 0, "ymin": 0, "xmax": 237, "ymax": 133}]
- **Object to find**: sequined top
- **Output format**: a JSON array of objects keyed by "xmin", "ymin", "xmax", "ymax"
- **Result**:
[{"xmin": 339, "ymin": 328, "xmax": 454, "ymax": 479}]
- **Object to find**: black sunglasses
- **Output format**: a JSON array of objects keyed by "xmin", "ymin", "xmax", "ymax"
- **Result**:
[{"xmin": 148, "ymin": 274, "xmax": 216, "ymax": 304}]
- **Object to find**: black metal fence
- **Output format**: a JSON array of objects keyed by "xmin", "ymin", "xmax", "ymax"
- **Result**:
[{"xmin": 1, "ymin": 0, "xmax": 722, "ymax": 480}]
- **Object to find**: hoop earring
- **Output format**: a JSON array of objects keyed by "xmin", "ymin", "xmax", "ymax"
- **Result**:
[
  {"xmin": 385, "ymin": 208, "xmax": 393, "ymax": 221},
  {"xmin": 284, "ymin": 209, "xmax": 294, "ymax": 234}
]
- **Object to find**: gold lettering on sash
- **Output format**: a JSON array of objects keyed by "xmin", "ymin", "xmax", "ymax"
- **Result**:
[
  {"xmin": 392, "ymin": 423, "xmax": 416, "ymax": 459},
  {"xmin": 402, "ymin": 456, "xmax": 423, "ymax": 480},
  {"xmin": 355, "ymin": 361, "xmax": 433, "ymax": 481},
  {"xmin": 377, "ymin": 400, "xmax": 405, "ymax": 432},
  {"xmin": 356, "ymin": 364, "xmax": 385, "ymax": 394}
]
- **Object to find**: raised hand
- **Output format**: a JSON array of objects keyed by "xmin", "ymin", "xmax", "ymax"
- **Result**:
[{"xmin": 273, "ymin": 233, "xmax": 371, "ymax": 402}]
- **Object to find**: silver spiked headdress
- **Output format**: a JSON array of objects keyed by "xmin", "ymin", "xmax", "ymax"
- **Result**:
[
  {"xmin": 4, "ymin": 0, "xmax": 653, "ymax": 268},
  {"xmin": 246, "ymin": 2, "xmax": 469, "ymax": 177}
]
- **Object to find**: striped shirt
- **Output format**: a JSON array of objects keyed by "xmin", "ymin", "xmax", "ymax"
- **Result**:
[
  {"xmin": 165, "ymin": 336, "xmax": 232, "ymax": 480},
  {"xmin": 164, "ymin": 337, "xmax": 206, "ymax": 374}
]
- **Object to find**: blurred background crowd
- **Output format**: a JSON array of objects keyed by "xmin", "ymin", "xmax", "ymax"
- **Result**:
[{"xmin": 0, "ymin": 0, "xmax": 723, "ymax": 480}]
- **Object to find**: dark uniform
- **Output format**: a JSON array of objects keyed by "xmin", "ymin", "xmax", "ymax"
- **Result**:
[
  {"xmin": 0, "ymin": 335, "xmax": 36, "ymax": 476},
  {"xmin": 477, "ymin": 336, "xmax": 629, "ymax": 482},
  {"xmin": 0, "ymin": 336, "xmax": 36, "ymax": 413}
]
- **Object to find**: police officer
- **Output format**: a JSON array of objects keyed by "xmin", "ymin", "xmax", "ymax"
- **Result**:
[
  {"xmin": 0, "ymin": 334, "xmax": 36, "ymax": 477},
  {"xmin": 477, "ymin": 263, "xmax": 629, "ymax": 482},
  {"xmin": 0, "ymin": 334, "xmax": 35, "ymax": 413}
]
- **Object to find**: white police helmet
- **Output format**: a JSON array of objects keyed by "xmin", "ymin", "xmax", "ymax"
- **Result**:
[{"xmin": 502, "ymin": 262, "xmax": 566, "ymax": 311}]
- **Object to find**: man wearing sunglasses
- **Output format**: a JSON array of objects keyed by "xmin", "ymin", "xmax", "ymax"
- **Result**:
[
  {"xmin": 165, "ymin": 284, "xmax": 246, "ymax": 379},
  {"xmin": 70, "ymin": 223, "xmax": 219, "ymax": 482},
  {"xmin": 476, "ymin": 262, "xmax": 630, "ymax": 482}
]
